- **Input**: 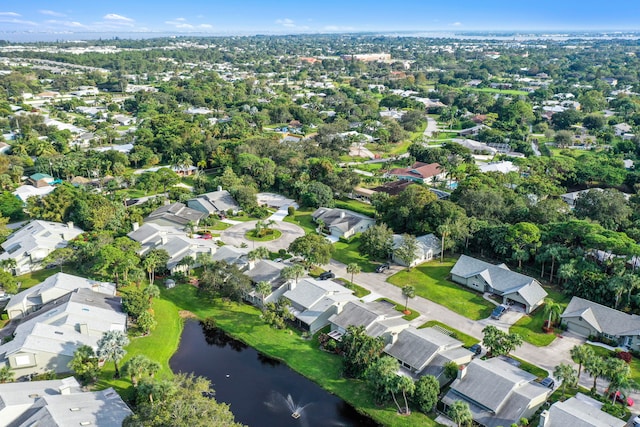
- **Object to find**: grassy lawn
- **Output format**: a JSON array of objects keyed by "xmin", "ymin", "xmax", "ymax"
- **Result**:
[
  {"xmin": 388, "ymin": 258, "xmax": 494, "ymax": 320},
  {"xmin": 283, "ymin": 208, "xmax": 316, "ymax": 234},
  {"xmin": 333, "ymin": 199, "xmax": 376, "ymax": 217},
  {"xmin": 509, "ymin": 355, "xmax": 548, "ymax": 379},
  {"xmin": 209, "ymin": 222, "xmax": 231, "ymax": 231},
  {"xmin": 418, "ymin": 320, "xmax": 479, "ymax": 347},
  {"xmin": 153, "ymin": 285, "xmax": 438, "ymax": 427},
  {"xmin": 377, "ymin": 297, "xmax": 421, "ymax": 321},
  {"xmin": 244, "ymin": 229, "xmax": 282, "ymax": 241},
  {"xmin": 332, "ymin": 238, "xmax": 377, "ymax": 273},
  {"xmin": 334, "ymin": 278, "xmax": 371, "ymax": 298},
  {"xmin": 510, "ymin": 285, "xmax": 570, "ymax": 347},
  {"xmin": 16, "ymin": 267, "xmax": 79, "ymax": 289}
]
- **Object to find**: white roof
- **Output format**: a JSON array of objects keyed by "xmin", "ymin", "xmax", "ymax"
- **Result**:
[
  {"xmin": 13, "ymin": 185, "xmax": 56, "ymax": 202},
  {"xmin": 478, "ymin": 161, "xmax": 519, "ymax": 174},
  {"xmin": 0, "ymin": 220, "xmax": 84, "ymax": 263}
]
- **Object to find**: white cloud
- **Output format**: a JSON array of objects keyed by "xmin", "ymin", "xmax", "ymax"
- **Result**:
[
  {"xmin": 323, "ymin": 25, "xmax": 355, "ymax": 32},
  {"xmin": 174, "ymin": 17, "xmax": 186, "ymax": 22},
  {"xmin": 103, "ymin": 13, "xmax": 134, "ymax": 22},
  {"xmin": 46, "ymin": 19, "xmax": 87, "ymax": 28},
  {"xmin": 165, "ymin": 20, "xmax": 194, "ymax": 29},
  {"xmin": 0, "ymin": 12, "xmax": 20, "ymax": 17},
  {"xmin": 0, "ymin": 18, "xmax": 36, "ymax": 26},
  {"xmin": 450, "ymin": 22, "xmax": 463, "ymax": 26},
  {"xmin": 276, "ymin": 18, "xmax": 296, "ymax": 28},
  {"xmin": 39, "ymin": 9, "xmax": 66, "ymax": 17},
  {"xmin": 199, "ymin": 24, "xmax": 213, "ymax": 29}
]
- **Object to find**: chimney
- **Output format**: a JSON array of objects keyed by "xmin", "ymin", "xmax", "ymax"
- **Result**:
[
  {"xmin": 217, "ymin": 185, "xmax": 223, "ymax": 192},
  {"xmin": 457, "ymin": 364, "xmax": 468, "ymax": 380},
  {"xmin": 59, "ymin": 385, "xmax": 72, "ymax": 395},
  {"xmin": 132, "ymin": 222, "xmax": 139, "ymax": 231},
  {"xmin": 538, "ymin": 410, "xmax": 550, "ymax": 427},
  {"xmin": 161, "ymin": 235, "xmax": 168, "ymax": 245},
  {"xmin": 339, "ymin": 211, "xmax": 345, "ymax": 219},
  {"xmin": 67, "ymin": 221, "xmax": 74, "ymax": 229}
]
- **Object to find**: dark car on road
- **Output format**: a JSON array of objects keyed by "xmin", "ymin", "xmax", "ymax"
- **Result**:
[
  {"xmin": 318, "ymin": 271, "xmax": 335, "ymax": 280},
  {"xmin": 375, "ymin": 263, "xmax": 390, "ymax": 273},
  {"xmin": 490, "ymin": 305, "xmax": 508, "ymax": 319},
  {"xmin": 539, "ymin": 377, "xmax": 555, "ymax": 389},
  {"xmin": 469, "ymin": 344, "xmax": 482, "ymax": 356}
]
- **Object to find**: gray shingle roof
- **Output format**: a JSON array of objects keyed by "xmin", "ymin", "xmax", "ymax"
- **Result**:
[
  {"xmin": 451, "ymin": 255, "xmax": 547, "ymax": 307},
  {"xmin": 561, "ymin": 296, "xmax": 640, "ymax": 336},
  {"xmin": 145, "ymin": 202, "xmax": 206, "ymax": 226},
  {"xmin": 544, "ymin": 395, "xmax": 626, "ymax": 427},
  {"xmin": 385, "ymin": 327, "xmax": 463, "ymax": 371},
  {"xmin": 190, "ymin": 190, "xmax": 240, "ymax": 213},
  {"xmin": 329, "ymin": 300, "xmax": 400, "ymax": 332},
  {"xmin": 311, "ymin": 207, "xmax": 374, "ymax": 234},
  {"xmin": 245, "ymin": 260, "xmax": 286, "ymax": 284}
]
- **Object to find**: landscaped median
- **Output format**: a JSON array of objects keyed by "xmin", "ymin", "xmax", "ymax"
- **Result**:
[
  {"xmin": 98, "ymin": 285, "xmax": 441, "ymax": 427},
  {"xmin": 387, "ymin": 258, "xmax": 494, "ymax": 320}
]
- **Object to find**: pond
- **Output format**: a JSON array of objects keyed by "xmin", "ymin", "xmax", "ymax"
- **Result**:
[{"xmin": 170, "ymin": 320, "xmax": 378, "ymax": 427}]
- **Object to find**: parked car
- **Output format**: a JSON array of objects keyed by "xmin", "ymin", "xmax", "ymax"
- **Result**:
[
  {"xmin": 539, "ymin": 377, "xmax": 555, "ymax": 389},
  {"xmin": 125, "ymin": 198, "xmax": 139, "ymax": 206},
  {"xmin": 318, "ymin": 271, "xmax": 335, "ymax": 280},
  {"xmin": 273, "ymin": 258, "xmax": 283, "ymax": 263},
  {"xmin": 609, "ymin": 390, "xmax": 634, "ymax": 406},
  {"xmin": 375, "ymin": 263, "xmax": 390, "ymax": 273},
  {"xmin": 469, "ymin": 344, "xmax": 482, "ymax": 356},
  {"xmin": 632, "ymin": 415, "xmax": 640, "ymax": 427},
  {"xmin": 490, "ymin": 305, "xmax": 508, "ymax": 319}
]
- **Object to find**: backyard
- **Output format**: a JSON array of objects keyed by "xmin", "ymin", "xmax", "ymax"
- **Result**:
[{"xmin": 387, "ymin": 258, "xmax": 494, "ymax": 320}]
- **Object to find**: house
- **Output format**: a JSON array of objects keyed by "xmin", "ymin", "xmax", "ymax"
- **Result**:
[
  {"xmin": 613, "ymin": 123, "xmax": 632, "ymax": 136},
  {"xmin": 211, "ymin": 245, "xmax": 250, "ymax": 268},
  {"xmin": 144, "ymin": 202, "xmax": 207, "ymax": 230},
  {"xmin": 387, "ymin": 162, "xmax": 446, "ymax": 184},
  {"xmin": 283, "ymin": 278, "xmax": 357, "ymax": 333},
  {"xmin": 538, "ymin": 393, "xmax": 626, "ymax": 427},
  {"xmin": 441, "ymin": 358, "xmax": 551, "ymax": 427},
  {"xmin": 392, "ymin": 233, "xmax": 442, "ymax": 267},
  {"xmin": 244, "ymin": 259, "xmax": 289, "ymax": 306},
  {"xmin": 5, "ymin": 272, "xmax": 115, "ymax": 319},
  {"xmin": 458, "ymin": 124, "xmax": 489, "ymax": 137},
  {"xmin": 385, "ymin": 327, "xmax": 473, "ymax": 382},
  {"xmin": 328, "ymin": 300, "xmax": 407, "ymax": 343},
  {"xmin": 0, "ymin": 221, "xmax": 85, "ymax": 275},
  {"xmin": 127, "ymin": 223, "xmax": 218, "ymax": 274},
  {"xmin": 0, "ymin": 288, "xmax": 126, "ymax": 378},
  {"xmin": 13, "ymin": 184, "xmax": 56, "ymax": 203},
  {"xmin": 187, "ymin": 189, "xmax": 241, "ymax": 216},
  {"xmin": 560, "ymin": 188, "xmax": 604, "ymax": 208},
  {"xmin": 0, "ymin": 377, "xmax": 132, "ymax": 427},
  {"xmin": 561, "ymin": 296, "xmax": 640, "ymax": 350},
  {"xmin": 478, "ymin": 161, "xmax": 519, "ymax": 174},
  {"xmin": 312, "ymin": 207, "xmax": 375, "ymax": 239},
  {"xmin": 450, "ymin": 255, "xmax": 547, "ymax": 314},
  {"xmin": 27, "ymin": 173, "xmax": 54, "ymax": 188},
  {"xmin": 450, "ymin": 138, "xmax": 498, "ymax": 155}
]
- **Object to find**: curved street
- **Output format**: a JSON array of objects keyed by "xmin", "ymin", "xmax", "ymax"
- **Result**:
[{"xmin": 219, "ymin": 220, "xmax": 305, "ymax": 252}]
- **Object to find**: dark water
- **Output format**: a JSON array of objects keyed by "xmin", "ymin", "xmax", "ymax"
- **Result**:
[{"xmin": 170, "ymin": 321, "xmax": 378, "ymax": 427}]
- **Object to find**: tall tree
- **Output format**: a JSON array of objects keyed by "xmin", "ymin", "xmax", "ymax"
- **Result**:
[
  {"xmin": 570, "ymin": 344, "xmax": 594, "ymax": 378},
  {"xmin": 255, "ymin": 281, "xmax": 272, "ymax": 306},
  {"xmin": 124, "ymin": 355, "xmax": 160, "ymax": 387},
  {"xmin": 68, "ymin": 345, "xmax": 100, "ymax": 385},
  {"xmin": 412, "ymin": 375, "xmax": 439, "ymax": 414},
  {"xmin": 339, "ymin": 325, "xmax": 385, "ymax": 378},
  {"xmin": 346, "ymin": 263, "xmax": 361, "ymax": 284},
  {"xmin": 543, "ymin": 299, "xmax": 563, "ymax": 329},
  {"xmin": 288, "ymin": 233, "xmax": 334, "ymax": 265},
  {"xmin": 553, "ymin": 363, "xmax": 578, "ymax": 395},
  {"xmin": 395, "ymin": 234, "xmax": 419, "ymax": 268},
  {"xmin": 585, "ymin": 355, "xmax": 607, "ymax": 391},
  {"xmin": 448, "ymin": 400, "xmax": 473, "ymax": 427},
  {"xmin": 402, "ymin": 285, "xmax": 416, "ymax": 313},
  {"xmin": 96, "ymin": 330, "xmax": 130, "ymax": 379},
  {"xmin": 281, "ymin": 264, "xmax": 305, "ymax": 284},
  {"xmin": 359, "ymin": 223, "xmax": 394, "ymax": 260}
]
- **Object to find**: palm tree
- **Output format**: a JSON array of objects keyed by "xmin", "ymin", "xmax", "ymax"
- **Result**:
[
  {"xmin": 543, "ymin": 299, "xmax": 563, "ymax": 330},
  {"xmin": 97, "ymin": 330, "xmax": 130, "ymax": 379},
  {"xmin": 123, "ymin": 355, "xmax": 158, "ymax": 387},
  {"xmin": 396, "ymin": 375, "xmax": 415, "ymax": 415},
  {"xmin": 585, "ymin": 355, "xmax": 607, "ymax": 391},
  {"xmin": 346, "ymin": 263, "xmax": 361, "ymax": 285},
  {"xmin": 247, "ymin": 246, "xmax": 269, "ymax": 261},
  {"xmin": 0, "ymin": 365, "xmax": 15, "ymax": 383},
  {"xmin": 448, "ymin": 400, "xmax": 473, "ymax": 427},
  {"xmin": 68, "ymin": 344, "xmax": 99, "ymax": 384},
  {"xmin": 281, "ymin": 264, "xmax": 305, "ymax": 284},
  {"xmin": 255, "ymin": 281, "xmax": 272, "ymax": 307},
  {"xmin": 402, "ymin": 285, "xmax": 415, "ymax": 313},
  {"xmin": 143, "ymin": 284, "xmax": 160, "ymax": 304},
  {"xmin": 570, "ymin": 344, "xmax": 594, "ymax": 378},
  {"xmin": 553, "ymin": 362, "xmax": 578, "ymax": 395},
  {"xmin": 437, "ymin": 220, "xmax": 452, "ymax": 263}
]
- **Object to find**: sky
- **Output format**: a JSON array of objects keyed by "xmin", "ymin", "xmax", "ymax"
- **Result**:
[{"xmin": 0, "ymin": 1, "xmax": 639, "ymax": 35}]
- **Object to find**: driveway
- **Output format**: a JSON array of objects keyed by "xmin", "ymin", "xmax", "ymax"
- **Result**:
[
  {"xmin": 423, "ymin": 117, "xmax": 438, "ymax": 138},
  {"xmin": 219, "ymin": 221, "xmax": 305, "ymax": 252}
]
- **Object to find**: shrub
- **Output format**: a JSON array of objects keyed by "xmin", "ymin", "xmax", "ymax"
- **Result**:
[
  {"xmin": 201, "ymin": 316, "xmax": 217, "ymax": 332},
  {"xmin": 287, "ymin": 206, "xmax": 295, "ymax": 216},
  {"xmin": 616, "ymin": 351, "xmax": 632, "ymax": 364}
]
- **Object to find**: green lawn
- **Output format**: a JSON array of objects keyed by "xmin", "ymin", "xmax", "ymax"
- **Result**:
[
  {"xmin": 509, "ymin": 356, "xmax": 548, "ymax": 379},
  {"xmin": 388, "ymin": 258, "xmax": 494, "ymax": 320},
  {"xmin": 510, "ymin": 285, "xmax": 569, "ymax": 347},
  {"xmin": 155, "ymin": 285, "xmax": 439, "ymax": 427},
  {"xmin": 376, "ymin": 297, "xmax": 421, "ymax": 321},
  {"xmin": 333, "ymin": 199, "xmax": 376, "ymax": 217},
  {"xmin": 16, "ymin": 267, "xmax": 79, "ymax": 289},
  {"xmin": 245, "ymin": 229, "xmax": 282, "ymax": 241},
  {"xmin": 335, "ymin": 278, "xmax": 371, "ymax": 298},
  {"xmin": 332, "ymin": 238, "xmax": 377, "ymax": 273},
  {"xmin": 209, "ymin": 222, "xmax": 232, "ymax": 231},
  {"xmin": 283, "ymin": 208, "xmax": 317, "ymax": 234},
  {"xmin": 418, "ymin": 320, "xmax": 479, "ymax": 347}
]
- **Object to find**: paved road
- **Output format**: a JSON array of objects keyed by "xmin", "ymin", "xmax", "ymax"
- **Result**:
[
  {"xmin": 423, "ymin": 117, "xmax": 438, "ymax": 138},
  {"xmin": 220, "ymin": 221, "xmax": 305, "ymax": 251}
]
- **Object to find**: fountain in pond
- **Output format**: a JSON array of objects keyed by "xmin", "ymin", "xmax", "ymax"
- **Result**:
[{"xmin": 266, "ymin": 391, "xmax": 311, "ymax": 420}]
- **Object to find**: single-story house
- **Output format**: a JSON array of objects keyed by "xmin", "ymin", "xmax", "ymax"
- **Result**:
[
  {"xmin": 458, "ymin": 124, "xmax": 489, "ymax": 137},
  {"xmin": 450, "ymin": 138, "xmax": 498, "ymax": 155},
  {"xmin": 328, "ymin": 300, "xmax": 407, "ymax": 343},
  {"xmin": 539, "ymin": 393, "xmax": 626, "ymax": 427},
  {"xmin": 385, "ymin": 327, "xmax": 473, "ymax": 382},
  {"xmin": 392, "ymin": 233, "xmax": 442, "ymax": 267},
  {"xmin": 561, "ymin": 296, "xmax": 640, "ymax": 350},
  {"xmin": 387, "ymin": 162, "xmax": 446, "ymax": 184},
  {"xmin": 144, "ymin": 202, "xmax": 207, "ymax": 230},
  {"xmin": 442, "ymin": 358, "xmax": 551, "ymax": 427},
  {"xmin": 312, "ymin": 207, "xmax": 375, "ymax": 239},
  {"xmin": 0, "ymin": 221, "xmax": 85, "ymax": 275},
  {"xmin": 0, "ymin": 288, "xmax": 126, "ymax": 378},
  {"xmin": 0, "ymin": 377, "xmax": 132, "ymax": 427},
  {"xmin": 13, "ymin": 184, "xmax": 56, "ymax": 203},
  {"xmin": 28, "ymin": 173, "xmax": 55, "ymax": 188},
  {"xmin": 244, "ymin": 259, "xmax": 289, "ymax": 307},
  {"xmin": 559, "ymin": 188, "xmax": 606, "ymax": 208},
  {"xmin": 478, "ymin": 161, "xmax": 519, "ymax": 174},
  {"xmin": 613, "ymin": 123, "xmax": 632, "ymax": 136},
  {"xmin": 187, "ymin": 189, "xmax": 241, "ymax": 216},
  {"xmin": 450, "ymin": 255, "xmax": 547, "ymax": 314},
  {"xmin": 211, "ymin": 245, "xmax": 250, "ymax": 269},
  {"xmin": 5, "ymin": 272, "xmax": 115, "ymax": 319},
  {"xmin": 283, "ymin": 278, "xmax": 357, "ymax": 333}
]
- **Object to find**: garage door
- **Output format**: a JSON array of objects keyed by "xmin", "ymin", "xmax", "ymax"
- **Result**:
[{"xmin": 567, "ymin": 320, "xmax": 592, "ymax": 337}]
